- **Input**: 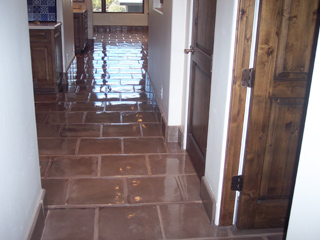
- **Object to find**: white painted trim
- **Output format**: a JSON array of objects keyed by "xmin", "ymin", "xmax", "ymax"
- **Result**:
[
  {"xmin": 214, "ymin": 0, "xmax": 239, "ymax": 225},
  {"xmin": 182, "ymin": 0, "xmax": 194, "ymax": 149}
]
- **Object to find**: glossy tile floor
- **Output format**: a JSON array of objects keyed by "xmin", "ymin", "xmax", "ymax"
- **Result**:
[{"xmin": 36, "ymin": 27, "xmax": 284, "ymax": 240}]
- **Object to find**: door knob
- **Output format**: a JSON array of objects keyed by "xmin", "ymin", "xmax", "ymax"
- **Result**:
[{"xmin": 184, "ymin": 46, "xmax": 195, "ymax": 54}]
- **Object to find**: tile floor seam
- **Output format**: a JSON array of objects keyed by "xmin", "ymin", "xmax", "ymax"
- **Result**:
[
  {"xmin": 121, "ymin": 138, "xmax": 124, "ymax": 154},
  {"xmin": 94, "ymin": 208, "xmax": 99, "ymax": 240},
  {"xmin": 156, "ymin": 205, "xmax": 167, "ymax": 240},
  {"xmin": 64, "ymin": 179, "xmax": 71, "ymax": 206},
  {"xmin": 97, "ymin": 156, "xmax": 101, "ymax": 177},
  {"xmin": 123, "ymin": 178, "xmax": 129, "ymax": 204},
  {"xmin": 145, "ymin": 155, "xmax": 152, "ymax": 175},
  {"xmin": 75, "ymin": 138, "xmax": 81, "ymax": 155}
]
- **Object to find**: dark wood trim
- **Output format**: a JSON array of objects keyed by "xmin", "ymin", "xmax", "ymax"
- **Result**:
[{"xmin": 218, "ymin": 0, "xmax": 255, "ymax": 226}]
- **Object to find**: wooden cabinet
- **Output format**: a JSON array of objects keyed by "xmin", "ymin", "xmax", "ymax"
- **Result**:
[
  {"xmin": 73, "ymin": 10, "xmax": 88, "ymax": 53},
  {"xmin": 29, "ymin": 24, "xmax": 63, "ymax": 93}
]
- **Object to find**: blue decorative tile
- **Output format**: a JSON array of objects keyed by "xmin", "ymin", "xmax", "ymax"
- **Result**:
[
  {"xmin": 33, "ymin": 13, "xmax": 41, "ymax": 21},
  {"xmin": 48, "ymin": 0, "xmax": 55, "ymax": 6},
  {"xmin": 28, "ymin": 13, "xmax": 33, "ymax": 21},
  {"xmin": 48, "ymin": 14, "xmax": 56, "ymax": 21},
  {"xmin": 41, "ymin": 14, "xmax": 49, "ymax": 21},
  {"xmin": 33, "ymin": 6, "xmax": 41, "ymax": 13},
  {"xmin": 48, "ymin": 6, "xmax": 55, "ymax": 13},
  {"xmin": 27, "ymin": 0, "xmax": 56, "ymax": 22},
  {"xmin": 41, "ymin": 6, "xmax": 49, "ymax": 14}
]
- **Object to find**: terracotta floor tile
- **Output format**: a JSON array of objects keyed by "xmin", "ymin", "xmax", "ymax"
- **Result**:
[
  {"xmin": 41, "ymin": 208, "xmax": 95, "ymax": 240},
  {"xmin": 67, "ymin": 178, "xmax": 125, "ymax": 205},
  {"xmin": 41, "ymin": 179, "xmax": 68, "ymax": 205},
  {"xmin": 124, "ymin": 138, "xmax": 167, "ymax": 154},
  {"xmin": 48, "ymin": 157, "xmax": 98, "ymax": 177},
  {"xmin": 36, "ymin": 124, "xmax": 61, "ymax": 138},
  {"xmin": 178, "ymin": 175, "xmax": 201, "ymax": 201},
  {"xmin": 122, "ymin": 112, "xmax": 158, "ymax": 123},
  {"xmin": 141, "ymin": 123, "xmax": 162, "ymax": 137},
  {"xmin": 35, "ymin": 112, "xmax": 48, "ymax": 123},
  {"xmin": 70, "ymin": 102, "xmax": 104, "ymax": 111},
  {"xmin": 46, "ymin": 112, "xmax": 85, "ymax": 124},
  {"xmin": 101, "ymin": 155, "xmax": 148, "ymax": 176},
  {"xmin": 127, "ymin": 176, "xmax": 182, "ymax": 203},
  {"xmin": 38, "ymin": 139, "xmax": 77, "ymax": 155},
  {"xmin": 167, "ymin": 142, "xmax": 186, "ymax": 153},
  {"xmin": 60, "ymin": 124, "xmax": 101, "ymax": 137},
  {"xmin": 149, "ymin": 154, "xmax": 196, "ymax": 175},
  {"xmin": 36, "ymin": 102, "xmax": 71, "ymax": 112},
  {"xmin": 121, "ymin": 93, "xmax": 148, "ymax": 101},
  {"xmin": 105, "ymin": 101, "xmax": 138, "ymax": 111},
  {"xmin": 58, "ymin": 93, "xmax": 90, "ymax": 102},
  {"xmin": 90, "ymin": 92, "xmax": 120, "ymax": 101},
  {"xmin": 98, "ymin": 206, "xmax": 162, "ymax": 240},
  {"xmin": 102, "ymin": 124, "xmax": 141, "ymax": 137},
  {"xmin": 78, "ymin": 138, "xmax": 122, "ymax": 154},
  {"xmin": 40, "ymin": 157, "xmax": 50, "ymax": 177},
  {"xmin": 160, "ymin": 203, "xmax": 228, "ymax": 239},
  {"xmin": 34, "ymin": 94, "xmax": 58, "ymax": 102},
  {"xmin": 138, "ymin": 102, "xmax": 155, "ymax": 111},
  {"xmin": 85, "ymin": 112, "xmax": 121, "ymax": 123}
]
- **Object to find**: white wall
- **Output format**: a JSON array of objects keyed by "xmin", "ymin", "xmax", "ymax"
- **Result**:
[
  {"xmin": 203, "ymin": 0, "xmax": 238, "ymax": 225},
  {"xmin": 148, "ymin": 0, "xmax": 191, "ymax": 128},
  {"xmin": 286, "ymin": 29, "xmax": 320, "ymax": 240},
  {"xmin": 0, "ymin": 0, "xmax": 42, "ymax": 239},
  {"xmin": 93, "ymin": 0, "xmax": 149, "ymax": 26},
  {"xmin": 148, "ymin": 0, "xmax": 172, "ymax": 121},
  {"xmin": 57, "ymin": 0, "xmax": 75, "ymax": 72},
  {"xmin": 167, "ymin": 0, "xmax": 188, "ymax": 126}
]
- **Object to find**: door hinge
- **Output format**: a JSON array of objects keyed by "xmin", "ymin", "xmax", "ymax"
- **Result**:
[
  {"xmin": 241, "ymin": 68, "xmax": 254, "ymax": 88},
  {"xmin": 231, "ymin": 175, "xmax": 244, "ymax": 191}
]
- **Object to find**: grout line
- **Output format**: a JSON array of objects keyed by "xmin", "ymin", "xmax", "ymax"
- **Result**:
[
  {"xmin": 94, "ymin": 208, "xmax": 99, "ymax": 240},
  {"xmin": 75, "ymin": 138, "xmax": 81, "ymax": 155},
  {"xmin": 123, "ymin": 178, "xmax": 129, "ymax": 204},
  {"xmin": 99, "ymin": 123, "xmax": 103, "ymax": 138},
  {"xmin": 83, "ymin": 112, "xmax": 87, "ymax": 124},
  {"xmin": 97, "ymin": 156, "xmax": 101, "ymax": 177},
  {"xmin": 156, "ymin": 205, "xmax": 167, "ymax": 240},
  {"xmin": 64, "ymin": 178, "xmax": 71, "ymax": 206},
  {"xmin": 121, "ymin": 138, "xmax": 125, "ymax": 154},
  {"xmin": 145, "ymin": 155, "xmax": 152, "ymax": 176},
  {"xmin": 140, "ymin": 123, "xmax": 144, "ymax": 137}
]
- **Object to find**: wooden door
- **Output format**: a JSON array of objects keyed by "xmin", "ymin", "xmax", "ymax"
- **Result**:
[
  {"xmin": 237, "ymin": 0, "xmax": 320, "ymax": 229},
  {"xmin": 187, "ymin": 0, "xmax": 217, "ymax": 178}
]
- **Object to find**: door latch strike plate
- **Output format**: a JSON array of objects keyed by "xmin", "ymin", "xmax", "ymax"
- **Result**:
[
  {"xmin": 231, "ymin": 175, "xmax": 244, "ymax": 191},
  {"xmin": 241, "ymin": 68, "xmax": 254, "ymax": 88}
]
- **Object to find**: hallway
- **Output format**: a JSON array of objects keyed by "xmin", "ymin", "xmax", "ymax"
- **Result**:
[{"xmin": 36, "ymin": 27, "xmax": 283, "ymax": 240}]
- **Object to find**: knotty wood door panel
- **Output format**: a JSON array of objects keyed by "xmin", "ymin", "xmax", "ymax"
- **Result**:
[
  {"xmin": 187, "ymin": 0, "xmax": 217, "ymax": 178},
  {"xmin": 237, "ymin": 0, "xmax": 319, "ymax": 229}
]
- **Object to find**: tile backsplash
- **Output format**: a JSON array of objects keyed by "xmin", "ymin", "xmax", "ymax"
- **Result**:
[{"xmin": 27, "ymin": 0, "xmax": 57, "ymax": 22}]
